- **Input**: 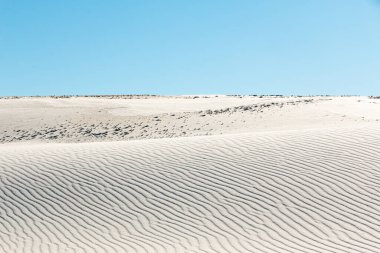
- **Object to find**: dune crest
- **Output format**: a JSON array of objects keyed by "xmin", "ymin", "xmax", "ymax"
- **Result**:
[{"xmin": 2, "ymin": 96, "xmax": 380, "ymax": 144}]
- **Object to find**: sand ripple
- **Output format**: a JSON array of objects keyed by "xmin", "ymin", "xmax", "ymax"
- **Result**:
[{"xmin": 0, "ymin": 126, "xmax": 380, "ymax": 252}]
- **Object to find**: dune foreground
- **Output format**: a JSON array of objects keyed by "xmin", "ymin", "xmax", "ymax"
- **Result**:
[
  {"xmin": 1, "ymin": 96, "xmax": 380, "ymax": 252},
  {"xmin": 1, "ymin": 127, "xmax": 380, "ymax": 252}
]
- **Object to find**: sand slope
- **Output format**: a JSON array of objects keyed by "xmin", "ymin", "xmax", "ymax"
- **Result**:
[
  {"xmin": 1, "ymin": 126, "xmax": 380, "ymax": 252},
  {"xmin": 1, "ymin": 96, "xmax": 380, "ymax": 143}
]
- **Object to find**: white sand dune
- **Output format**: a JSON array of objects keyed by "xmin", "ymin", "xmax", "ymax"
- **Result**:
[
  {"xmin": 1, "ymin": 125, "xmax": 380, "ymax": 252},
  {"xmin": 1, "ymin": 96, "xmax": 380, "ymax": 143}
]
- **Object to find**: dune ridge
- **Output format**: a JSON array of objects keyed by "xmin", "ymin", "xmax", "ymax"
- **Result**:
[
  {"xmin": 1, "ymin": 126, "xmax": 379, "ymax": 252},
  {"xmin": 2, "ymin": 96, "xmax": 380, "ymax": 144}
]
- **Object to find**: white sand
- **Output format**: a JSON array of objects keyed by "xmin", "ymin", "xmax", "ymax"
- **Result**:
[
  {"xmin": 1, "ymin": 95, "xmax": 379, "ymax": 143},
  {"xmin": 0, "ymin": 95, "xmax": 380, "ymax": 252}
]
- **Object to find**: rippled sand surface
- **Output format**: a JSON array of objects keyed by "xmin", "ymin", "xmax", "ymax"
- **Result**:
[
  {"xmin": 1, "ymin": 95, "xmax": 380, "ymax": 252},
  {"xmin": 1, "ymin": 126, "xmax": 380, "ymax": 252}
]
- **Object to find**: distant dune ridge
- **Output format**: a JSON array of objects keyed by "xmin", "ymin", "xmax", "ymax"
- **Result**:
[
  {"xmin": 0, "ymin": 96, "xmax": 380, "ymax": 252},
  {"xmin": 1, "ymin": 95, "xmax": 380, "ymax": 143}
]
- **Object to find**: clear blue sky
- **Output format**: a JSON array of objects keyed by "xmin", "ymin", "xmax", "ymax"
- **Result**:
[{"xmin": 1, "ymin": 0, "xmax": 380, "ymax": 96}]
